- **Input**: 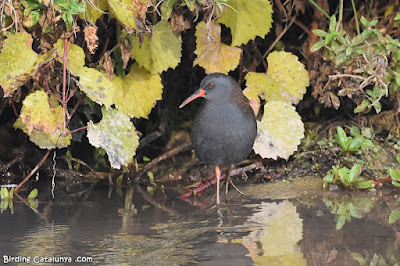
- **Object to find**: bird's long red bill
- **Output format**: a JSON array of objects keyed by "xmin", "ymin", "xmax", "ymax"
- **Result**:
[{"xmin": 179, "ymin": 88, "xmax": 206, "ymax": 108}]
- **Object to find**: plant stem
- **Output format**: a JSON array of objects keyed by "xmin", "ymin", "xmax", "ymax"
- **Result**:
[
  {"xmin": 308, "ymin": 0, "xmax": 330, "ymax": 18},
  {"xmin": 351, "ymin": 0, "xmax": 360, "ymax": 35}
]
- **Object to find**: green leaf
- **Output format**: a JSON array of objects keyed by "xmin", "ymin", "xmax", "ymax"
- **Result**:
[
  {"xmin": 329, "ymin": 15, "xmax": 337, "ymax": 32},
  {"xmin": 354, "ymin": 99, "xmax": 369, "ymax": 113},
  {"xmin": 349, "ymin": 126, "xmax": 361, "ymax": 137},
  {"xmin": 310, "ymin": 41, "xmax": 324, "ymax": 52},
  {"xmin": 360, "ymin": 16, "xmax": 369, "ymax": 26},
  {"xmin": 361, "ymin": 127, "xmax": 372, "ymax": 139},
  {"xmin": 335, "ymin": 127, "xmax": 348, "ymax": 149},
  {"xmin": 355, "ymin": 180, "xmax": 375, "ymax": 189},
  {"xmin": 348, "ymin": 137, "xmax": 364, "ymax": 151},
  {"xmin": 389, "ymin": 168, "xmax": 400, "ymax": 181},
  {"xmin": 1, "ymin": 187, "xmax": 9, "ymax": 200},
  {"xmin": 28, "ymin": 188, "xmax": 38, "ymax": 199},
  {"xmin": 87, "ymin": 107, "xmax": 140, "ymax": 169},
  {"xmin": 392, "ymin": 180, "xmax": 400, "ymax": 187},
  {"xmin": 312, "ymin": 29, "xmax": 327, "ymax": 37},
  {"xmin": 217, "ymin": 0, "xmax": 273, "ymax": 47},
  {"xmin": 253, "ymin": 101, "xmax": 304, "ymax": 160},
  {"xmin": 130, "ymin": 20, "xmax": 182, "ymax": 74},
  {"xmin": 389, "ymin": 209, "xmax": 400, "ymax": 224},
  {"xmin": 348, "ymin": 164, "xmax": 361, "ymax": 183}
]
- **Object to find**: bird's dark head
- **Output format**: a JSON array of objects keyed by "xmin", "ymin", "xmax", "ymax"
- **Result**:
[{"xmin": 179, "ymin": 73, "xmax": 239, "ymax": 108}]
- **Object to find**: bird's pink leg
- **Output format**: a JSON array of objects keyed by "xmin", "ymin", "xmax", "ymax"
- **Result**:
[{"xmin": 215, "ymin": 166, "xmax": 221, "ymax": 205}]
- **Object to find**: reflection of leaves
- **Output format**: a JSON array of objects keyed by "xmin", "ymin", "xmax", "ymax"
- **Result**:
[
  {"xmin": 242, "ymin": 201, "xmax": 306, "ymax": 265},
  {"xmin": 194, "ymin": 21, "xmax": 241, "ymax": 74},
  {"xmin": 324, "ymin": 195, "xmax": 373, "ymax": 230},
  {"xmin": 389, "ymin": 209, "xmax": 400, "ymax": 224}
]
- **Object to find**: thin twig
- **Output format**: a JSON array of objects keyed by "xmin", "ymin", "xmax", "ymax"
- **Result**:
[{"xmin": 14, "ymin": 150, "xmax": 52, "ymax": 192}]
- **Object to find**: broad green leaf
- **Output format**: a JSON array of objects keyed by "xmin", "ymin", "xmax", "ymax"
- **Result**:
[
  {"xmin": 160, "ymin": 0, "xmax": 174, "ymax": 19},
  {"xmin": 130, "ymin": 20, "xmax": 182, "ymax": 73},
  {"xmin": 217, "ymin": 0, "xmax": 273, "ymax": 47},
  {"xmin": 54, "ymin": 39, "xmax": 85, "ymax": 75},
  {"xmin": 312, "ymin": 29, "xmax": 327, "ymax": 37},
  {"xmin": 389, "ymin": 209, "xmax": 400, "ymax": 224},
  {"xmin": 1, "ymin": 187, "xmax": 9, "ymax": 200},
  {"xmin": 348, "ymin": 164, "xmax": 361, "ymax": 183},
  {"xmin": 355, "ymin": 180, "xmax": 375, "ymax": 189},
  {"xmin": 28, "ymin": 188, "xmax": 38, "ymax": 199},
  {"xmin": 335, "ymin": 127, "xmax": 348, "ymax": 148},
  {"xmin": 193, "ymin": 21, "xmax": 241, "ymax": 74},
  {"xmin": 349, "ymin": 126, "xmax": 361, "ymax": 137},
  {"xmin": 114, "ymin": 63, "xmax": 163, "ymax": 118},
  {"xmin": 76, "ymin": 67, "xmax": 115, "ymax": 108},
  {"xmin": 0, "ymin": 32, "xmax": 56, "ymax": 97},
  {"xmin": 87, "ymin": 107, "xmax": 139, "ymax": 169},
  {"xmin": 389, "ymin": 168, "xmax": 400, "ymax": 181},
  {"xmin": 245, "ymin": 51, "xmax": 309, "ymax": 104},
  {"xmin": 81, "ymin": 0, "xmax": 108, "ymax": 23},
  {"xmin": 310, "ymin": 41, "xmax": 324, "ymax": 52},
  {"xmin": 108, "ymin": 0, "xmax": 151, "ymax": 31},
  {"xmin": 348, "ymin": 137, "xmax": 364, "ymax": 151},
  {"xmin": 253, "ymin": 101, "xmax": 304, "ymax": 160}
]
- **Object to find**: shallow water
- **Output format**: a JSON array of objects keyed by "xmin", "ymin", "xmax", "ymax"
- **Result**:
[{"xmin": 1, "ymin": 177, "xmax": 400, "ymax": 265}]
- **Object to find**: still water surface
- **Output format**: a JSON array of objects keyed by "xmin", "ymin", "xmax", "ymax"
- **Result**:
[{"xmin": 1, "ymin": 177, "xmax": 399, "ymax": 265}]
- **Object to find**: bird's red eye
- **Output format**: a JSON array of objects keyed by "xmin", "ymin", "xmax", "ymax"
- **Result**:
[{"xmin": 209, "ymin": 83, "xmax": 214, "ymax": 88}]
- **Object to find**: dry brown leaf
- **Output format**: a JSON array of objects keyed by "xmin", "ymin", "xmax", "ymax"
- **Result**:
[
  {"xmin": 84, "ymin": 26, "xmax": 99, "ymax": 54},
  {"xmin": 170, "ymin": 12, "xmax": 191, "ymax": 36},
  {"xmin": 120, "ymin": 38, "xmax": 132, "ymax": 69},
  {"xmin": 104, "ymin": 53, "xmax": 114, "ymax": 80}
]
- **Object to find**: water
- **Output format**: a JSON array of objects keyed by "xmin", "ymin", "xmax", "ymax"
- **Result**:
[{"xmin": 1, "ymin": 177, "xmax": 399, "ymax": 265}]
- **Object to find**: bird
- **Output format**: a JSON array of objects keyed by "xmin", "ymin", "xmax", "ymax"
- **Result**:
[{"xmin": 179, "ymin": 73, "xmax": 257, "ymax": 205}]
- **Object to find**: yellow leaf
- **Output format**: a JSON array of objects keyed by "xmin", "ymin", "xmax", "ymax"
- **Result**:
[
  {"xmin": 130, "ymin": 21, "xmax": 182, "ymax": 73},
  {"xmin": 108, "ymin": 0, "xmax": 151, "ymax": 31},
  {"xmin": 194, "ymin": 21, "xmax": 241, "ymax": 74},
  {"xmin": 81, "ymin": 0, "xmax": 108, "ymax": 24},
  {"xmin": 54, "ymin": 39, "xmax": 85, "ymax": 75},
  {"xmin": 245, "ymin": 51, "xmax": 309, "ymax": 104},
  {"xmin": 15, "ymin": 118, "xmax": 71, "ymax": 149},
  {"xmin": 18, "ymin": 90, "xmax": 64, "ymax": 134},
  {"xmin": 0, "ymin": 33, "xmax": 56, "ymax": 97},
  {"xmin": 217, "ymin": 0, "xmax": 273, "ymax": 47},
  {"xmin": 253, "ymin": 101, "xmax": 304, "ymax": 160},
  {"xmin": 114, "ymin": 64, "xmax": 163, "ymax": 118},
  {"xmin": 87, "ymin": 107, "xmax": 139, "ymax": 169},
  {"xmin": 76, "ymin": 67, "xmax": 115, "ymax": 108},
  {"xmin": 13, "ymin": 90, "xmax": 71, "ymax": 149}
]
